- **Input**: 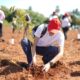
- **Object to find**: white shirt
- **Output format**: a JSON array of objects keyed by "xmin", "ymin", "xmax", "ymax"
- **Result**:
[
  {"xmin": 34, "ymin": 24, "xmax": 64, "ymax": 47},
  {"xmin": 0, "ymin": 10, "xmax": 5, "ymax": 24},
  {"xmin": 61, "ymin": 17, "xmax": 71, "ymax": 28},
  {"xmin": 49, "ymin": 15, "xmax": 58, "ymax": 21}
]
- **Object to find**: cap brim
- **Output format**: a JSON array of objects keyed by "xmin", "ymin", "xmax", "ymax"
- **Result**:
[{"xmin": 49, "ymin": 29, "xmax": 59, "ymax": 33}]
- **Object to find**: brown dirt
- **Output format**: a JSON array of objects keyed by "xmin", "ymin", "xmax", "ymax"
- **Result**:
[{"xmin": 0, "ymin": 27, "xmax": 80, "ymax": 80}]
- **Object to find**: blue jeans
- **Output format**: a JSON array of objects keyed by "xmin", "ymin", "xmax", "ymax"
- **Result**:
[
  {"xmin": 62, "ymin": 27, "xmax": 69, "ymax": 40},
  {"xmin": 21, "ymin": 38, "xmax": 59, "ymax": 64},
  {"xmin": 21, "ymin": 38, "xmax": 32, "ymax": 64},
  {"xmin": 0, "ymin": 23, "xmax": 2, "ymax": 37},
  {"xmin": 36, "ymin": 46, "xmax": 59, "ymax": 64}
]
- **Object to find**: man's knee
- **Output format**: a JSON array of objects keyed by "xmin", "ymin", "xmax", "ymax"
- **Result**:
[{"xmin": 21, "ymin": 38, "xmax": 29, "ymax": 46}]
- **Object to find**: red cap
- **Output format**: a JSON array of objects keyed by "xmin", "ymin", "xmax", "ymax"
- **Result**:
[
  {"xmin": 48, "ymin": 18, "xmax": 61, "ymax": 32},
  {"xmin": 64, "ymin": 13, "xmax": 69, "ymax": 16}
]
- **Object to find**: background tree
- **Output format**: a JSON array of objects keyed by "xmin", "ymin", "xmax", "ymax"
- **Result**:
[
  {"xmin": 55, "ymin": 5, "xmax": 60, "ymax": 13},
  {"xmin": 27, "ymin": 10, "xmax": 47, "ymax": 26},
  {"xmin": 71, "ymin": 9, "xmax": 80, "ymax": 28}
]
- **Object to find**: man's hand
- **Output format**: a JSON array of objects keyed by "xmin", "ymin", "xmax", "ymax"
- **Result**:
[{"xmin": 42, "ymin": 62, "xmax": 50, "ymax": 72}]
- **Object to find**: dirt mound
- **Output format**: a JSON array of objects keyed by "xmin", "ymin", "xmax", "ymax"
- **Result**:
[{"xmin": 0, "ymin": 59, "xmax": 70, "ymax": 80}]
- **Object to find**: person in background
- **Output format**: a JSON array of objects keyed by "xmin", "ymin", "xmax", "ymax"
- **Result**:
[
  {"xmin": 11, "ymin": 18, "xmax": 17, "ymax": 34},
  {"xmin": 10, "ymin": 18, "xmax": 17, "ymax": 45},
  {"xmin": 23, "ymin": 14, "xmax": 31, "ymax": 39},
  {"xmin": 0, "ymin": 9, "xmax": 5, "ymax": 42},
  {"xmin": 21, "ymin": 14, "xmax": 33, "ymax": 67},
  {"xmin": 49, "ymin": 11, "xmax": 59, "ymax": 21},
  {"xmin": 61, "ymin": 13, "xmax": 72, "ymax": 40}
]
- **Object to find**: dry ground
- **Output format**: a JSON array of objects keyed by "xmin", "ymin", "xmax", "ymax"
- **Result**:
[{"xmin": 0, "ymin": 27, "xmax": 80, "ymax": 80}]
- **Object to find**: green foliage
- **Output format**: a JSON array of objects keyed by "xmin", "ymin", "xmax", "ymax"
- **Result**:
[
  {"xmin": 71, "ymin": 9, "xmax": 80, "ymax": 27},
  {"xmin": 2, "ymin": 5, "xmax": 80, "ymax": 29},
  {"xmin": 3, "ymin": 20, "xmax": 10, "ymax": 27},
  {"xmin": 27, "ymin": 10, "xmax": 47, "ymax": 26},
  {"xmin": 1, "ymin": 6, "xmax": 47, "ymax": 29},
  {"xmin": 15, "ymin": 9, "xmax": 26, "ymax": 28},
  {"xmin": 72, "ymin": 9, "xmax": 80, "ymax": 16},
  {"xmin": 1, "ymin": 6, "xmax": 16, "ymax": 22},
  {"xmin": 0, "ymin": 6, "xmax": 9, "ymax": 16}
]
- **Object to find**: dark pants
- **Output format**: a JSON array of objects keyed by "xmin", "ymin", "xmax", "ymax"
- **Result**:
[
  {"xmin": 0, "ymin": 23, "xmax": 2, "ymax": 37},
  {"xmin": 21, "ymin": 38, "xmax": 59, "ymax": 64},
  {"xmin": 21, "ymin": 38, "xmax": 32, "ymax": 64},
  {"xmin": 62, "ymin": 27, "xmax": 69, "ymax": 40}
]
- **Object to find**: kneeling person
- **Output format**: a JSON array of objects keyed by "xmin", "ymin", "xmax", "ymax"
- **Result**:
[{"xmin": 21, "ymin": 18, "xmax": 64, "ymax": 72}]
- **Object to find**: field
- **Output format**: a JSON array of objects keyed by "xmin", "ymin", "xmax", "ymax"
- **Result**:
[{"xmin": 0, "ymin": 27, "xmax": 80, "ymax": 80}]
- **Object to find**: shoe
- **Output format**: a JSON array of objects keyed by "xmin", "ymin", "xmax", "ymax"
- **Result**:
[{"xmin": 17, "ymin": 62, "xmax": 29, "ymax": 69}]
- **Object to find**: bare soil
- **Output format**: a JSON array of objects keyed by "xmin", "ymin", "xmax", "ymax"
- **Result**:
[{"xmin": 0, "ymin": 27, "xmax": 80, "ymax": 80}]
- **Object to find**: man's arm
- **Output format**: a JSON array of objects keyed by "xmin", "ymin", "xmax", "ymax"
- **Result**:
[
  {"xmin": 42, "ymin": 46, "xmax": 64, "ymax": 72},
  {"xmin": 49, "ymin": 46, "xmax": 64, "ymax": 64},
  {"xmin": 23, "ymin": 24, "xmax": 29, "ymax": 38},
  {"xmin": 31, "ymin": 37, "xmax": 39, "ymax": 65}
]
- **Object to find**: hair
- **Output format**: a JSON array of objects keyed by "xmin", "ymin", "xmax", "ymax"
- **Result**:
[
  {"xmin": 25, "ymin": 14, "xmax": 31, "ymax": 21},
  {"xmin": 62, "ymin": 15, "xmax": 66, "ymax": 19},
  {"xmin": 43, "ymin": 18, "xmax": 49, "ymax": 24}
]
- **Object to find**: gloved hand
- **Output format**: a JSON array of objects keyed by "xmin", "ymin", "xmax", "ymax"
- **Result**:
[{"xmin": 42, "ymin": 62, "xmax": 50, "ymax": 72}]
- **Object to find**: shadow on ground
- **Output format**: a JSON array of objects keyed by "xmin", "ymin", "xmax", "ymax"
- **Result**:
[
  {"xmin": 71, "ymin": 71, "xmax": 80, "ymax": 77},
  {"xmin": 69, "ymin": 61, "xmax": 80, "ymax": 65},
  {"xmin": 0, "ymin": 59, "xmax": 24, "ymax": 75}
]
